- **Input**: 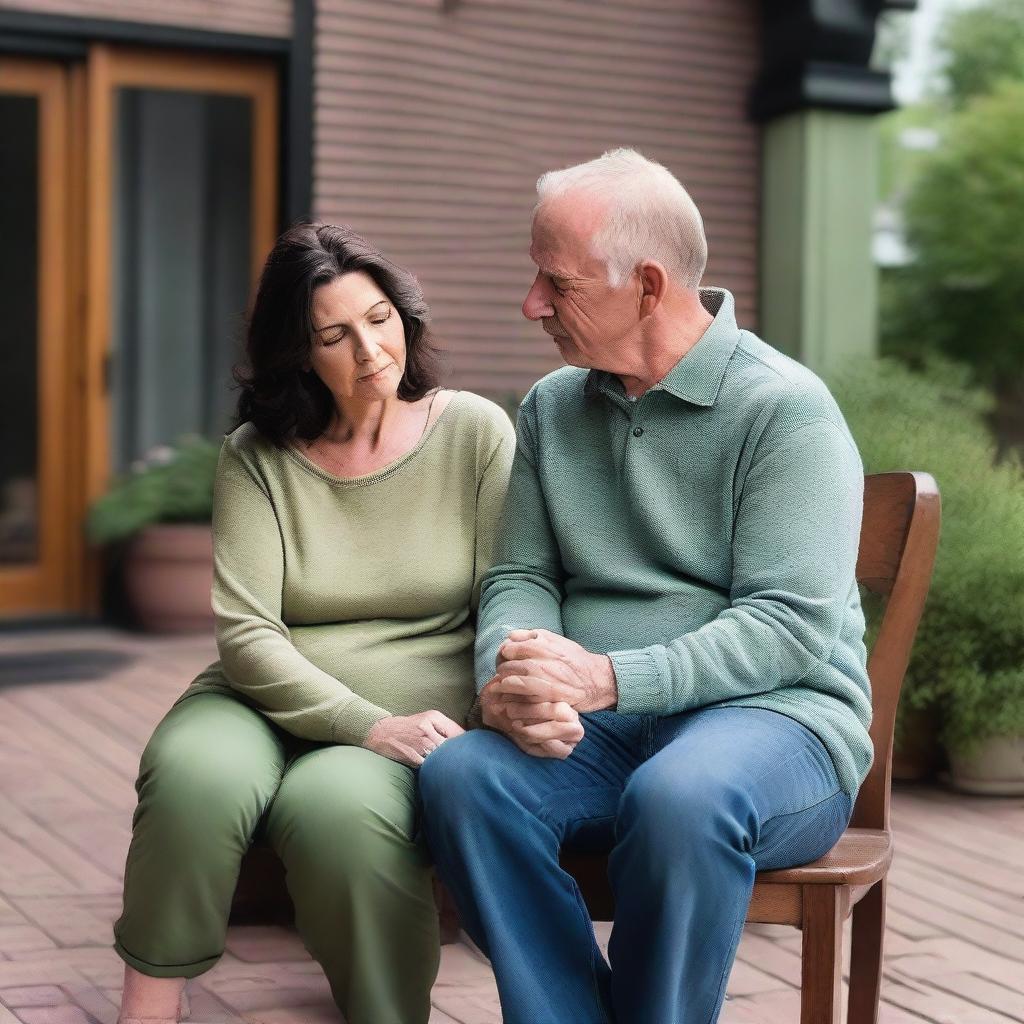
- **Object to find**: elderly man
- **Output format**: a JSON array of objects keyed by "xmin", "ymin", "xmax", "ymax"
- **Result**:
[{"xmin": 417, "ymin": 149, "xmax": 872, "ymax": 1024}]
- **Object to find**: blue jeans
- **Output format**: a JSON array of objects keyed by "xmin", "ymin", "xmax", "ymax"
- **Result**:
[{"xmin": 417, "ymin": 706, "xmax": 853, "ymax": 1024}]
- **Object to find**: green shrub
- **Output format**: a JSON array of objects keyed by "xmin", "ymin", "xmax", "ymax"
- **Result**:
[
  {"xmin": 828, "ymin": 356, "xmax": 1024, "ymax": 755},
  {"xmin": 87, "ymin": 435, "xmax": 221, "ymax": 545}
]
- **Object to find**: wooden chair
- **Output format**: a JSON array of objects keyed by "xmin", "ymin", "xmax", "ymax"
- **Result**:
[{"xmin": 560, "ymin": 471, "xmax": 941, "ymax": 1024}]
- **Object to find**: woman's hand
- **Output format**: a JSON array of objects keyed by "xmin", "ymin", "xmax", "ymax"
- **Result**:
[{"xmin": 364, "ymin": 711, "xmax": 465, "ymax": 767}]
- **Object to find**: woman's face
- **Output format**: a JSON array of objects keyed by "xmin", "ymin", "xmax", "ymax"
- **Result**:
[{"xmin": 308, "ymin": 271, "xmax": 407, "ymax": 405}]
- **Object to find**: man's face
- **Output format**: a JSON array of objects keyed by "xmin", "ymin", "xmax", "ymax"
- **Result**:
[{"xmin": 522, "ymin": 195, "xmax": 642, "ymax": 373}]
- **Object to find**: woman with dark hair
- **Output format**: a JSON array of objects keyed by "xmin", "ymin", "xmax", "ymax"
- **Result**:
[{"xmin": 112, "ymin": 223, "xmax": 516, "ymax": 1024}]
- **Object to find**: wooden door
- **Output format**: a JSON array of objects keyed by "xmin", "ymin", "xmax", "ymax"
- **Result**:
[{"xmin": 0, "ymin": 46, "xmax": 278, "ymax": 620}]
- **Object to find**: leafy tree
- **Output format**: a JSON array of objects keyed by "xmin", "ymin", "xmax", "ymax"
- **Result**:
[
  {"xmin": 936, "ymin": 0, "xmax": 1024, "ymax": 107},
  {"xmin": 881, "ymin": 80, "xmax": 1024, "ymax": 448}
]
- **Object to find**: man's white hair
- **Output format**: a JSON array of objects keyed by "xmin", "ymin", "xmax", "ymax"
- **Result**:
[{"xmin": 535, "ymin": 148, "xmax": 707, "ymax": 290}]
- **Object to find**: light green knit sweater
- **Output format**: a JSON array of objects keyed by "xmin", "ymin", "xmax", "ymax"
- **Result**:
[
  {"xmin": 181, "ymin": 391, "xmax": 515, "ymax": 745},
  {"xmin": 476, "ymin": 289, "xmax": 874, "ymax": 797}
]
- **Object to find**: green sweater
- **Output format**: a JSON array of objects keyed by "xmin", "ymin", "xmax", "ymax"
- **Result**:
[
  {"xmin": 182, "ymin": 391, "xmax": 516, "ymax": 745},
  {"xmin": 476, "ymin": 289, "xmax": 873, "ymax": 796}
]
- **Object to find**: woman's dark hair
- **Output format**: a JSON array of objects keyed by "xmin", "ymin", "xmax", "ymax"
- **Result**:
[{"xmin": 234, "ymin": 222, "xmax": 444, "ymax": 445}]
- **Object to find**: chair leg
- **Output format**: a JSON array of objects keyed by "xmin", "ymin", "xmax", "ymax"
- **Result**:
[
  {"xmin": 800, "ymin": 885, "xmax": 843, "ymax": 1024},
  {"xmin": 847, "ymin": 878, "xmax": 886, "ymax": 1024}
]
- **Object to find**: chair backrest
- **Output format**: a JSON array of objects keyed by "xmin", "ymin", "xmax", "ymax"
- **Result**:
[{"xmin": 851, "ymin": 472, "xmax": 941, "ymax": 832}]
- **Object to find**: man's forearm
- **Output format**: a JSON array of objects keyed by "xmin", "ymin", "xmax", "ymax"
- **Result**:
[
  {"xmin": 474, "ymin": 580, "xmax": 564, "ymax": 690},
  {"xmin": 474, "ymin": 400, "xmax": 568, "ymax": 690}
]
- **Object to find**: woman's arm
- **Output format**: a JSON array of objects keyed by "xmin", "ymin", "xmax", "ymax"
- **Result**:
[{"xmin": 212, "ymin": 436, "xmax": 391, "ymax": 745}]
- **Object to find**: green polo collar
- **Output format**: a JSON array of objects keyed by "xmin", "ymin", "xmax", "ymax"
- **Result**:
[{"xmin": 585, "ymin": 287, "xmax": 742, "ymax": 408}]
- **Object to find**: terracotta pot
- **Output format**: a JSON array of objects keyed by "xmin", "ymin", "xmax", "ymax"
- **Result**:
[
  {"xmin": 948, "ymin": 736, "xmax": 1024, "ymax": 796},
  {"xmin": 123, "ymin": 523, "xmax": 215, "ymax": 633}
]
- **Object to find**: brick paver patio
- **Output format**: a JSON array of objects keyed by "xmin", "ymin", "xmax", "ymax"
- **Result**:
[{"xmin": 0, "ymin": 628, "xmax": 1022, "ymax": 1023}]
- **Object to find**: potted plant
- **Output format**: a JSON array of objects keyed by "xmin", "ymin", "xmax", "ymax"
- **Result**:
[
  {"xmin": 829, "ymin": 356, "xmax": 1024, "ymax": 794},
  {"xmin": 88, "ymin": 436, "xmax": 221, "ymax": 633}
]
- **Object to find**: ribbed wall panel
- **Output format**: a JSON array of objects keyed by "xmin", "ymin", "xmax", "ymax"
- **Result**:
[
  {"xmin": 0, "ymin": 0, "xmax": 292, "ymax": 37},
  {"xmin": 313, "ymin": 0, "xmax": 761, "ymax": 397}
]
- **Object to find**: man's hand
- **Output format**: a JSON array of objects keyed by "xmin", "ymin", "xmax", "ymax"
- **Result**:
[
  {"xmin": 479, "ymin": 678, "xmax": 583, "ymax": 759},
  {"xmin": 493, "ymin": 628, "xmax": 618, "ymax": 714}
]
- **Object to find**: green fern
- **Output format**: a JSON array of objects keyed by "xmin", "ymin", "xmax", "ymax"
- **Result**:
[{"xmin": 87, "ymin": 436, "xmax": 221, "ymax": 545}]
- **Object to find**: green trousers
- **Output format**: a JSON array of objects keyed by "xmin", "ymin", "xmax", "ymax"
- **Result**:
[{"xmin": 114, "ymin": 691, "xmax": 439, "ymax": 1024}]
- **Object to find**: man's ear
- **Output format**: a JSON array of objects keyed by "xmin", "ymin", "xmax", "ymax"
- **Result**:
[{"xmin": 637, "ymin": 262, "xmax": 669, "ymax": 318}]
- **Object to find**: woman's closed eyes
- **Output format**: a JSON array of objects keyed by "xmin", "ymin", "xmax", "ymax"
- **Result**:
[{"xmin": 320, "ymin": 303, "xmax": 393, "ymax": 346}]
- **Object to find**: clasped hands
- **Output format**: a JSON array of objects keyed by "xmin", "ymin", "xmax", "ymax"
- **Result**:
[{"xmin": 480, "ymin": 628, "xmax": 617, "ymax": 760}]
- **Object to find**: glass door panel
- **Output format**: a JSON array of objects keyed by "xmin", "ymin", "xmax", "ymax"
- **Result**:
[
  {"xmin": 0, "ymin": 59, "xmax": 72, "ymax": 616},
  {"xmin": 0, "ymin": 93, "xmax": 40, "ymax": 565},
  {"xmin": 111, "ymin": 87, "xmax": 253, "ymax": 470},
  {"xmin": 84, "ymin": 46, "xmax": 278, "ymax": 492}
]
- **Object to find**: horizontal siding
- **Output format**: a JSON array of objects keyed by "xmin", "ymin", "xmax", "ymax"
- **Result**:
[
  {"xmin": 313, "ymin": 0, "xmax": 762, "ymax": 398},
  {"xmin": 0, "ymin": 0, "xmax": 292, "ymax": 37},
  {"xmin": 6, "ymin": 0, "xmax": 761, "ymax": 399}
]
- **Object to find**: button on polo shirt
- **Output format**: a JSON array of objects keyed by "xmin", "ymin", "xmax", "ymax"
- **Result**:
[{"xmin": 475, "ymin": 287, "xmax": 874, "ymax": 797}]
